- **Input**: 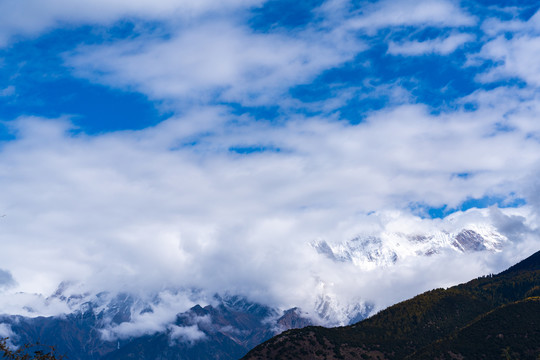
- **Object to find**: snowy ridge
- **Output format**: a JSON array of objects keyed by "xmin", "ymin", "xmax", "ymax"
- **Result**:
[{"xmin": 311, "ymin": 222, "xmax": 507, "ymax": 270}]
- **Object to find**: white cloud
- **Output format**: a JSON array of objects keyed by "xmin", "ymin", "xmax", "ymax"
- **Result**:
[
  {"xmin": 168, "ymin": 325, "xmax": 206, "ymax": 344},
  {"xmin": 65, "ymin": 18, "xmax": 363, "ymax": 106},
  {"xmin": 348, "ymin": 0, "xmax": 475, "ymax": 31},
  {"xmin": 57, "ymin": 0, "xmax": 476, "ymax": 109},
  {"xmin": 0, "ymin": 323, "xmax": 14, "ymax": 338},
  {"xmin": 475, "ymin": 10, "xmax": 540, "ymax": 87},
  {"xmin": 99, "ymin": 290, "xmax": 203, "ymax": 340},
  {"xmin": 0, "ymin": 0, "xmax": 264, "ymax": 46},
  {"xmin": 0, "ymin": 292, "xmax": 71, "ymax": 317},
  {"xmin": 388, "ymin": 33, "xmax": 475, "ymax": 56},
  {"xmin": 0, "ymin": 86, "xmax": 15, "ymax": 97},
  {"xmin": 481, "ymin": 9, "xmax": 540, "ymax": 37},
  {"xmin": 0, "ymin": 324, "xmax": 17, "ymax": 349},
  {"xmin": 477, "ymin": 34, "xmax": 540, "ymax": 86}
]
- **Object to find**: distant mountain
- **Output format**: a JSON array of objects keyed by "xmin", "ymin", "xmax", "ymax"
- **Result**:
[
  {"xmin": 101, "ymin": 296, "xmax": 312, "ymax": 360},
  {"xmin": 0, "ymin": 293, "xmax": 313, "ymax": 360},
  {"xmin": 242, "ymin": 250, "xmax": 540, "ymax": 360}
]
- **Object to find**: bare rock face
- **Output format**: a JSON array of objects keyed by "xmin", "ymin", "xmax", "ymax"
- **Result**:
[{"xmin": 453, "ymin": 229, "xmax": 487, "ymax": 252}]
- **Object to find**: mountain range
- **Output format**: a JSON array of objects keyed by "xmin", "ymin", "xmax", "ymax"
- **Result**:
[{"xmin": 0, "ymin": 292, "xmax": 314, "ymax": 360}]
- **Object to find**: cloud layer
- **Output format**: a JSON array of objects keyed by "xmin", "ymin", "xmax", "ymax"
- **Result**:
[{"xmin": 0, "ymin": 111, "xmax": 537, "ymax": 313}]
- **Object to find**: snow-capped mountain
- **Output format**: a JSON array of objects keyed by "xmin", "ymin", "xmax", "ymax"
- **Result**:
[{"xmin": 311, "ymin": 223, "xmax": 507, "ymax": 270}]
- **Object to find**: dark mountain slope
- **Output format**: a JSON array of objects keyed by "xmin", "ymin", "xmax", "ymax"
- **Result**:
[
  {"xmin": 412, "ymin": 297, "xmax": 540, "ymax": 360},
  {"xmin": 242, "ymin": 250, "xmax": 540, "ymax": 360}
]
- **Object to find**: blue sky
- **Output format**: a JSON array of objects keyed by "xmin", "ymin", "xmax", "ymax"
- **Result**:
[{"xmin": 0, "ymin": 0, "xmax": 539, "ymax": 323}]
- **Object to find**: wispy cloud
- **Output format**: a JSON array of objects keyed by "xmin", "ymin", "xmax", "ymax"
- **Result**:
[
  {"xmin": 388, "ymin": 33, "xmax": 475, "ymax": 55},
  {"xmin": 0, "ymin": 86, "xmax": 15, "ymax": 97},
  {"xmin": 347, "ymin": 0, "xmax": 476, "ymax": 31}
]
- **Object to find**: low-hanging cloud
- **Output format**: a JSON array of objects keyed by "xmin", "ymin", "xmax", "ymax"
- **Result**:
[
  {"xmin": 99, "ymin": 290, "xmax": 204, "ymax": 341},
  {"xmin": 168, "ymin": 324, "xmax": 207, "ymax": 345}
]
